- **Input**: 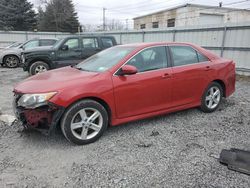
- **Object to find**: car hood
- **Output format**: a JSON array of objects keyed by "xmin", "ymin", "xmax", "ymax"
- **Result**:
[
  {"xmin": 14, "ymin": 67, "xmax": 100, "ymax": 93},
  {"xmin": 0, "ymin": 48, "xmax": 22, "ymax": 55}
]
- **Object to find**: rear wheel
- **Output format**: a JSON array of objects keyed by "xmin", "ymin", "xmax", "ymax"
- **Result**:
[
  {"xmin": 200, "ymin": 82, "xmax": 223, "ymax": 113},
  {"xmin": 61, "ymin": 100, "xmax": 108, "ymax": 145},
  {"xmin": 29, "ymin": 61, "xmax": 49, "ymax": 75},
  {"xmin": 4, "ymin": 55, "xmax": 19, "ymax": 68}
]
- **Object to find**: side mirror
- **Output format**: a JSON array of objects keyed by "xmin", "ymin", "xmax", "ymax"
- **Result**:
[
  {"xmin": 119, "ymin": 65, "xmax": 138, "ymax": 75},
  {"xmin": 61, "ymin": 45, "xmax": 69, "ymax": 51}
]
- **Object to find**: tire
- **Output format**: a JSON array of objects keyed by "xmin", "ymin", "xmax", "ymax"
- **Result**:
[
  {"xmin": 61, "ymin": 100, "xmax": 108, "ymax": 145},
  {"xmin": 200, "ymin": 82, "xmax": 223, "ymax": 113},
  {"xmin": 29, "ymin": 61, "xmax": 49, "ymax": 75},
  {"xmin": 4, "ymin": 55, "xmax": 19, "ymax": 68}
]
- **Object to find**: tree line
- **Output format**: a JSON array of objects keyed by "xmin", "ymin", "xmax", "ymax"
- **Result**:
[{"xmin": 0, "ymin": 0, "xmax": 80, "ymax": 33}]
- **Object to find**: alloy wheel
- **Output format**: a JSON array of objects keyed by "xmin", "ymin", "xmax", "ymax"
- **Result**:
[
  {"xmin": 205, "ymin": 86, "xmax": 221, "ymax": 109},
  {"xmin": 70, "ymin": 108, "xmax": 103, "ymax": 140},
  {"xmin": 5, "ymin": 56, "xmax": 18, "ymax": 68},
  {"xmin": 35, "ymin": 65, "xmax": 47, "ymax": 74}
]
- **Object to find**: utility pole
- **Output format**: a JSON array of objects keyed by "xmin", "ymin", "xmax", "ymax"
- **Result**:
[
  {"xmin": 126, "ymin": 19, "xmax": 128, "ymax": 30},
  {"xmin": 103, "ymin": 8, "xmax": 106, "ymax": 31},
  {"xmin": 78, "ymin": 25, "xmax": 81, "ymax": 35}
]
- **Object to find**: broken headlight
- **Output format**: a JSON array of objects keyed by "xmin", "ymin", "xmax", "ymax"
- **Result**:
[{"xmin": 17, "ymin": 92, "xmax": 57, "ymax": 109}]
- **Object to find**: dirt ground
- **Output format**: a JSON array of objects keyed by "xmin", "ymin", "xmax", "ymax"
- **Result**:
[{"xmin": 0, "ymin": 67, "xmax": 250, "ymax": 187}]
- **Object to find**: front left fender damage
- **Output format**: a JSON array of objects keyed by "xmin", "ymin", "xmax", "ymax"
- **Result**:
[{"xmin": 13, "ymin": 93, "xmax": 65, "ymax": 134}]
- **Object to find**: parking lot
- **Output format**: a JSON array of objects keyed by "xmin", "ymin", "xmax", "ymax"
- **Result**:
[{"xmin": 0, "ymin": 67, "xmax": 250, "ymax": 187}]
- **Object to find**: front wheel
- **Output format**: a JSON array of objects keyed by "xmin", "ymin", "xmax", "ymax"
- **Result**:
[
  {"xmin": 29, "ymin": 61, "xmax": 49, "ymax": 75},
  {"xmin": 4, "ymin": 55, "xmax": 19, "ymax": 68},
  {"xmin": 200, "ymin": 82, "xmax": 223, "ymax": 113},
  {"xmin": 60, "ymin": 100, "xmax": 108, "ymax": 145}
]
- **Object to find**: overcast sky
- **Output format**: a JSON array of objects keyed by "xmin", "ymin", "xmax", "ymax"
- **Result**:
[{"xmin": 30, "ymin": 0, "xmax": 250, "ymax": 27}]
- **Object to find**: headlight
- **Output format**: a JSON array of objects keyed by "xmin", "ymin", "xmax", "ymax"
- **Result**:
[
  {"xmin": 17, "ymin": 92, "xmax": 57, "ymax": 109},
  {"xmin": 21, "ymin": 54, "xmax": 25, "ymax": 63}
]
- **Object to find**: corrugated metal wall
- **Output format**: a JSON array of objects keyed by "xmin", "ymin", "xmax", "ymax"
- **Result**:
[
  {"xmin": 0, "ymin": 23, "xmax": 249, "ymax": 73},
  {"xmin": 0, "ymin": 31, "xmax": 71, "ymax": 46}
]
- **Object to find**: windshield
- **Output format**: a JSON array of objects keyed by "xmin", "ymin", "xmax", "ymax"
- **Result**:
[
  {"xmin": 23, "ymin": 40, "xmax": 39, "ymax": 50},
  {"xmin": 76, "ymin": 46, "xmax": 135, "ymax": 72},
  {"xmin": 7, "ymin": 42, "xmax": 23, "ymax": 48}
]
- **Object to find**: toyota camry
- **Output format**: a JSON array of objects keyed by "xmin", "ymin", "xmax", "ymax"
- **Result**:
[{"xmin": 13, "ymin": 42, "xmax": 235, "ymax": 145}]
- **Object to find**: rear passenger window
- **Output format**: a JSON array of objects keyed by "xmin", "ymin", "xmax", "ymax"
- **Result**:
[
  {"xmin": 197, "ymin": 52, "xmax": 209, "ymax": 62},
  {"xmin": 169, "ymin": 46, "xmax": 198, "ymax": 66},
  {"xmin": 101, "ymin": 38, "xmax": 114, "ymax": 48},
  {"xmin": 82, "ymin": 38, "xmax": 98, "ymax": 48}
]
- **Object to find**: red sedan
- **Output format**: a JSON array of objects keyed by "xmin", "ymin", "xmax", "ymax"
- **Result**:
[{"xmin": 13, "ymin": 42, "xmax": 235, "ymax": 145}]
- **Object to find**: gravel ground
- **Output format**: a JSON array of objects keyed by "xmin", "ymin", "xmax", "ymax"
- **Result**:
[{"xmin": 0, "ymin": 67, "xmax": 250, "ymax": 188}]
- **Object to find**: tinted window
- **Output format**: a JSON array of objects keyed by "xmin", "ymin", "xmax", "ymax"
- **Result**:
[
  {"xmin": 170, "ymin": 46, "xmax": 198, "ymax": 66},
  {"xmin": 23, "ymin": 40, "xmax": 39, "ymax": 49},
  {"xmin": 197, "ymin": 52, "xmax": 209, "ymax": 62},
  {"xmin": 101, "ymin": 38, "xmax": 114, "ymax": 48},
  {"xmin": 82, "ymin": 38, "xmax": 98, "ymax": 48},
  {"xmin": 40, "ymin": 39, "xmax": 56, "ymax": 46},
  {"xmin": 168, "ymin": 19, "xmax": 175, "ymax": 27},
  {"xmin": 140, "ymin": 24, "xmax": 145, "ymax": 29},
  {"xmin": 63, "ymin": 38, "xmax": 79, "ymax": 50},
  {"xmin": 126, "ymin": 46, "xmax": 168, "ymax": 72},
  {"xmin": 152, "ymin": 22, "xmax": 159, "ymax": 28}
]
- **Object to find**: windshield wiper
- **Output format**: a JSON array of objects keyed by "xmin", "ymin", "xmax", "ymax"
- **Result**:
[{"xmin": 72, "ymin": 66, "xmax": 91, "ymax": 72}]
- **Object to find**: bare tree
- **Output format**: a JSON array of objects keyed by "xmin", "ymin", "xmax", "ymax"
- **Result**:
[{"xmin": 106, "ymin": 19, "xmax": 125, "ymax": 31}]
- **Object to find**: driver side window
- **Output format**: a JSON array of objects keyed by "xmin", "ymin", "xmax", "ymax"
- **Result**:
[
  {"xmin": 126, "ymin": 46, "xmax": 168, "ymax": 73},
  {"xmin": 63, "ymin": 38, "xmax": 79, "ymax": 50}
]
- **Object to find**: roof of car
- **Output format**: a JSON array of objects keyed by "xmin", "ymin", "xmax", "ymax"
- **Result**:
[
  {"xmin": 117, "ymin": 42, "xmax": 220, "ymax": 60},
  {"xmin": 118, "ymin": 42, "xmax": 198, "ymax": 48},
  {"xmin": 64, "ymin": 35, "xmax": 115, "ymax": 38}
]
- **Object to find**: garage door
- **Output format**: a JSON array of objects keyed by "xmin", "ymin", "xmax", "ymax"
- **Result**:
[{"xmin": 199, "ymin": 13, "xmax": 224, "ymax": 25}]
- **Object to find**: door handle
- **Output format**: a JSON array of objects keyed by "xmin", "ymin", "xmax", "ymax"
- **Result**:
[
  {"xmin": 162, "ymin": 73, "xmax": 172, "ymax": 79},
  {"xmin": 205, "ymin": 66, "xmax": 212, "ymax": 71}
]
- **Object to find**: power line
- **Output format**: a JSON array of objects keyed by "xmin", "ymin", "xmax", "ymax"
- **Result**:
[
  {"xmin": 109, "ymin": 0, "xmax": 184, "ymax": 11},
  {"xmin": 76, "ymin": 0, "xmax": 250, "ymax": 29},
  {"xmin": 77, "ymin": 0, "xmax": 249, "ymax": 20},
  {"xmin": 134, "ymin": 5, "xmax": 250, "ymax": 27},
  {"xmin": 103, "ymin": 1, "xmax": 186, "ymax": 17},
  {"xmin": 107, "ymin": 0, "xmax": 250, "ymax": 17},
  {"xmin": 108, "ymin": 0, "xmax": 157, "ymax": 9},
  {"xmin": 109, "ymin": 0, "xmax": 249, "ymax": 12},
  {"xmin": 131, "ymin": 0, "xmax": 250, "ymax": 19},
  {"xmin": 224, "ymin": 0, "xmax": 250, "ymax": 6}
]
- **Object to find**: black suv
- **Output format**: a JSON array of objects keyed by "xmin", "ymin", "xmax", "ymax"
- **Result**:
[{"xmin": 22, "ymin": 36, "xmax": 117, "ymax": 75}]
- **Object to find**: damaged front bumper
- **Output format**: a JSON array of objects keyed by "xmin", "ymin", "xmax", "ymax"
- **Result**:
[{"xmin": 13, "ymin": 93, "xmax": 65, "ymax": 134}]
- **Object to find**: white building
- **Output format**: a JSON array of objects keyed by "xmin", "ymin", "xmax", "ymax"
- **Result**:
[{"xmin": 133, "ymin": 4, "xmax": 250, "ymax": 30}]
